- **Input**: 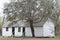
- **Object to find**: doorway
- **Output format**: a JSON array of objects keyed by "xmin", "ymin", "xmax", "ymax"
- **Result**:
[
  {"xmin": 23, "ymin": 27, "xmax": 25, "ymax": 36},
  {"xmin": 12, "ymin": 27, "xmax": 15, "ymax": 36}
]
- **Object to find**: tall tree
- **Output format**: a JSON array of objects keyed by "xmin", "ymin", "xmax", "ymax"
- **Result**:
[{"xmin": 3, "ymin": 0, "xmax": 55, "ymax": 37}]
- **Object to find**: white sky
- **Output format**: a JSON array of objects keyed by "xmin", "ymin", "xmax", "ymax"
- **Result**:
[{"xmin": 0, "ymin": 0, "xmax": 10, "ymax": 17}]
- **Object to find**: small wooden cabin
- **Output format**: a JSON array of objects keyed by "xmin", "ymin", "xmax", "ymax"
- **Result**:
[{"xmin": 2, "ymin": 17, "xmax": 55, "ymax": 37}]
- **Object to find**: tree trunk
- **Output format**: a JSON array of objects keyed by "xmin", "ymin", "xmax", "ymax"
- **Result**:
[{"xmin": 30, "ymin": 20, "xmax": 35, "ymax": 37}]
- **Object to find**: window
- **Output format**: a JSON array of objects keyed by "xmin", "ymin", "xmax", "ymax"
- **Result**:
[
  {"xmin": 18, "ymin": 27, "xmax": 21, "ymax": 32},
  {"xmin": 6, "ymin": 27, "xmax": 8, "ymax": 31}
]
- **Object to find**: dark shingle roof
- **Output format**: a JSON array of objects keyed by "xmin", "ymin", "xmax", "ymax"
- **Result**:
[{"xmin": 2, "ymin": 17, "xmax": 48, "ymax": 27}]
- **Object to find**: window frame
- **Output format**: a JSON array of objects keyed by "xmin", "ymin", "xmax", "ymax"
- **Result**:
[
  {"xmin": 6, "ymin": 27, "xmax": 8, "ymax": 31},
  {"xmin": 18, "ymin": 27, "xmax": 21, "ymax": 32}
]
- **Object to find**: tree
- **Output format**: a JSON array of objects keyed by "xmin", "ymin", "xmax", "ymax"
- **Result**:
[
  {"xmin": 51, "ymin": 0, "xmax": 60, "ymax": 35},
  {"xmin": 3, "ymin": 0, "xmax": 55, "ymax": 37},
  {"xmin": 0, "ymin": 16, "xmax": 3, "ymax": 28}
]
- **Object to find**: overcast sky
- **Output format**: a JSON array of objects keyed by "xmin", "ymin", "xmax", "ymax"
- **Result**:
[{"xmin": 0, "ymin": 0, "xmax": 10, "ymax": 17}]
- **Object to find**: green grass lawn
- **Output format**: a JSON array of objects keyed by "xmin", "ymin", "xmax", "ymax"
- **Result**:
[{"xmin": 0, "ymin": 36, "xmax": 60, "ymax": 40}]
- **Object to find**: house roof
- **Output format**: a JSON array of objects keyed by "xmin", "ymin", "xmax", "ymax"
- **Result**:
[{"xmin": 2, "ymin": 17, "xmax": 48, "ymax": 27}]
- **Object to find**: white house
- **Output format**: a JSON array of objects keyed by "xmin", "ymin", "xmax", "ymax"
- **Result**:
[
  {"xmin": 25, "ymin": 18, "xmax": 55, "ymax": 37},
  {"xmin": 2, "ymin": 17, "xmax": 55, "ymax": 37}
]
